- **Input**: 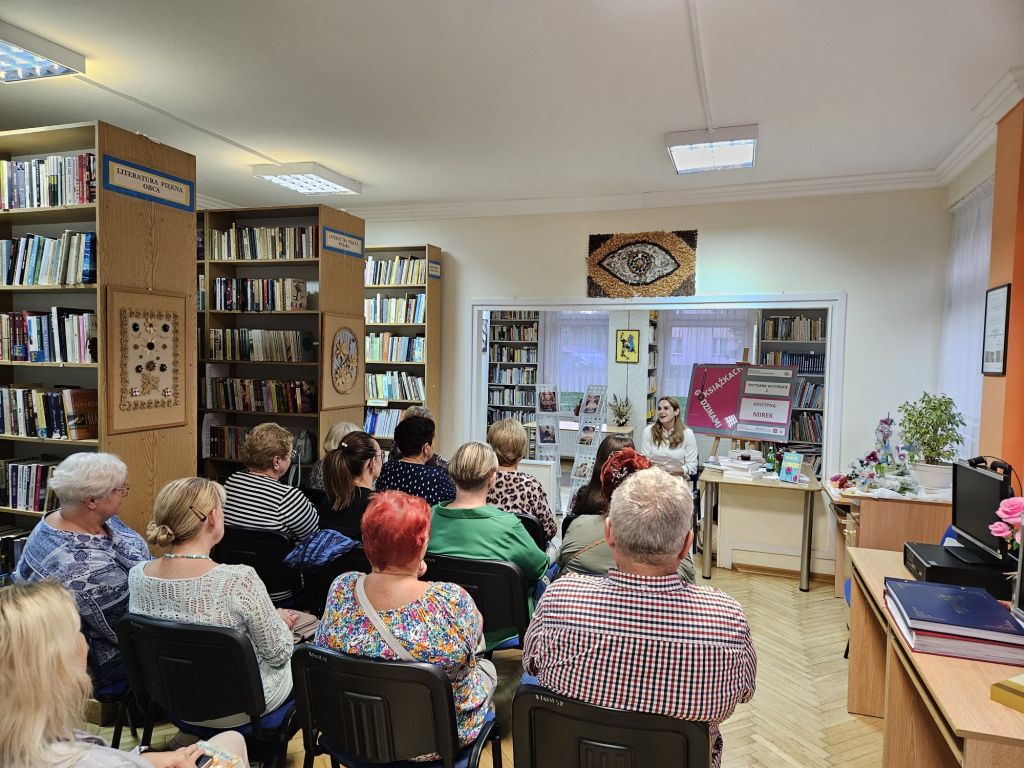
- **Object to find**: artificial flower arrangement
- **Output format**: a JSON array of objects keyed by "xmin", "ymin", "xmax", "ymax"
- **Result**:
[
  {"xmin": 831, "ymin": 416, "xmax": 920, "ymax": 495},
  {"xmin": 989, "ymin": 496, "xmax": 1023, "ymax": 552}
]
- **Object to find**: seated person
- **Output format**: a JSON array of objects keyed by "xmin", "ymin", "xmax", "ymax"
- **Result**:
[
  {"xmin": 314, "ymin": 490, "xmax": 495, "ymax": 760},
  {"xmin": 524, "ymin": 468, "xmax": 756, "ymax": 768},
  {"xmin": 14, "ymin": 452, "xmax": 149, "ymax": 688},
  {"xmin": 386, "ymin": 405, "xmax": 450, "ymax": 469},
  {"xmin": 129, "ymin": 477, "xmax": 296, "ymax": 728},
  {"xmin": 561, "ymin": 433, "xmax": 635, "ymax": 536},
  {"xmin": 558, "ymin": 449, "xmax": 695, "ymax": 583},
  {"xmin": 486, "ymin": 418, "xmax": 556, "ymax": 542},
  {"xmin": 640, "ymin": 396, "xmax": 699, "ymax": 477},
  {"xmin": 376, "ymin": 415, "xmax": 456, "ymax": 506},
  {"xmin": 319, "ymin": 430, "xmax": 382, "ymax": 539},
  {"xmin": 304, "ymin": 420, "xmax": 361, "ymax": 491},
  {"xmin": 0, "ymin": 580, "xmax": 251, "ymax": 768},
  {"xmin": 428, "ymin": 441, "xmax": 549, "ymax": 647},
  {"xmin": 223, "ymin": 422, "xmax": 319, "ymax": 602}
]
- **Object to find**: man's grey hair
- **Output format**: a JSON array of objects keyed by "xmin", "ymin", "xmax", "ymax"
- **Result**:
[
  {"xmin": 608, "ymin": 467, "xmax": 692, "ymax": 563},
  {"xmin": 47, "ymin": 452, "xmax": 128, "ymax": 505}
]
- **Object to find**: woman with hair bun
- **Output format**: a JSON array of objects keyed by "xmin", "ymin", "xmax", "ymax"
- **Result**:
[
  {"xmin": 319, "ymin": 430, "xmax": 383, "ymax": 539},
  {"xmin": 129, "ymin": 477, "xmax": 296, "ymax": 728}
]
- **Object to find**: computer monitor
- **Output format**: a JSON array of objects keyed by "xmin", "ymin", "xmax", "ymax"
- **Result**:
[{"xmin": 950, "ymin": 460, "xmax": 1013, "ymax": 565}]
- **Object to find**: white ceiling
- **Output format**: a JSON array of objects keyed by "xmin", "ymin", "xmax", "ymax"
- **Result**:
[{"xmin": 1, "ymin": 0, "xmax": 1022, "ymax": 219}]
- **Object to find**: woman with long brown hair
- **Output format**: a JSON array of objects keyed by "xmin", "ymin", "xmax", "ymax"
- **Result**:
[
  {"xmin": 320, "ymin": 430, "xmax": 383, "ymax": 538},
  {"xmin": 640, "ymin": 396, "xmax": 698, "ymax": 477}
]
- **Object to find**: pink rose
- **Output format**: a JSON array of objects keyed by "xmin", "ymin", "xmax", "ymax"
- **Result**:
[
  {"xmin": 989, "ymin": 521, "xmax": 1012, "ymax": 538},
  {"xmin": 996, "ymin": 497, "xmax": 1024, "ymax": 526}
]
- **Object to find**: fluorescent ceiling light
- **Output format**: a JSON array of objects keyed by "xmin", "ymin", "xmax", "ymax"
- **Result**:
[
  {"xmin": 252, "ymin": 162, "xmax": 362, "ymax": 196},
  {"xmin": 665, "ymin": 124, "xmax": 758, "ymax": 174},
  {"xmin": 0, "ymin": 21, "xmax": 85, "ymax": 83}
]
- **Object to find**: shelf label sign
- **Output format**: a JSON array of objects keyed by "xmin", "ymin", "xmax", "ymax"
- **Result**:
[
  {"xmin": 685, "ymin": 363, "xmax": 797, "ymax": 441},
  {"xmin": 323, "ymin": 227, "xmax": 364, "ymax": 258},
  {"xmin": 102, "ymin": 156, "xmax": 195, "ymax": 212},
  {"xmin": 428, "ymin": 260, "xmax": 442, "ymax": 279}
]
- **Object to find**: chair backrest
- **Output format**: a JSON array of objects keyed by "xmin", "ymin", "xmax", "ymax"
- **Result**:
[
  {"xmin": 518, "ymin": 459, "xmax": 561, "ymax": 515},
  {"xmin": 117, "ymin": 613, "xmax": 267, "ymax": 730},
  {"xmin": 213, "ymin": 524, "xmax": 299, "ymax": 602},
  {"xmin": 512, "ymin": 683, "xmax": 712, "ymax": 768},
  {"xmin": 423, "ymin": 554, "xmax": 530, "ymax": 646},
  {"xmin": 302, "ymin": 546, "xmax": 373, "ymax": 615},
  {"xmin": 291, "ymin": 644, "xmax": 461, "ymax": 768},
  {"xmin": 515, "ymin": 512, "xmax": 547, "ymax": 551}
]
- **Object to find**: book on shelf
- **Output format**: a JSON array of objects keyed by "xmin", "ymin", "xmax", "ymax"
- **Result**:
[
  {"xmin": 363, "ymin": 293, "xmax": 426, "ymax": 324},
  {"xmin": 364, "ymin": 371, "xmax": 425, "ymax": 401},
  {"xmin": 364, "ymin": 255, "xmax": 428, "ymax": 286},
  {"xmin": 364, "ymin": 407, "xmax": 401, "ymax": 439},
  {"xmin": 61, "ymin": 387, "xmax": 99, "ymax": 440},
  {"xmin": 1, "ymin": 231, "xmax": 97, "ymax": 286},
  {"xmin": 490, "ymin": 323, "xmax": 538, "ymax": 342},
  {"xmin": 0, "ymin": 152, "xmax": 96, "ymax": 211},
  {"xmin": 760, "ymin": 351, "xmax": 825, "ymax": 374},
  {"xmin": 207, "ymin": 225, "xmax": 318, "ymax": 261},
  {"xmin": 211, "ymin": 277, "xmax": 309, "ymax": 311},
  {"xmin": 207, "ymin": 328, "xmax": 311, "ymax": 363},
  {"xmin": 992, "ymin": 673, "xmax": 1024, "ymax": 714},
  {"xmin": 201, "ymin": 377, "xmax": 316, "ymax": 414},
  {"xmin": 365, "ymin": 333, "xmax": 425, "ymax": 363},
  {"xmin": 490, "ymin": 346, "xmax": 538, "ymax": 363},
  {"xmin": 761, "ymin": 315, "xmax": 826, "ymax": 341},
  {"xmin": 0, "ymin": 526, "xmax": 32, "ymax": 585},
  {"xmin": 0, "ymin": 309, "xmax": 97, "ymax": 364},
  {"xmin": 0, "ymin": 458, "xmax": 60, "ymax": 513},
  {"xmin": 206, "ymin": 424, "xmax": 252, "ymax": 461}
]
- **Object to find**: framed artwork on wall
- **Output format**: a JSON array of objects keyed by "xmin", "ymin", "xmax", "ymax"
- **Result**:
[
  {"xmin": 982, "ymin": 283, "xmax": 1011, "ymax": 376},
  {"xmin": 322, "ymin": 312, "xmax": 365, "ymax": 409},
  {"xmin": 106, "ymin": 286, "xmax": 187, "ymax": 434},
  {"xmin": 615, "ymin": 329, "xmax": 640, "ymax": 364}
]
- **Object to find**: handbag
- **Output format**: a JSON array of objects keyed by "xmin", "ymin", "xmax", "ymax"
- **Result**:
[{"xmin": 285, "ymin": 429, "xmax": 317, "ymax": 487}]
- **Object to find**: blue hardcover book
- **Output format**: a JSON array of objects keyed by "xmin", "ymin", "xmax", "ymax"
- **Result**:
[{"xmin": 884, "ymin": 577, "xmax": 1024, "ymax": 645}]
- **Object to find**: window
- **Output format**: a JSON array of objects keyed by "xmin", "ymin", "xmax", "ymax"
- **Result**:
[
  {"xmin": 656, "ymin": 309, "xmax": 756, "ymax": 405},
  {"xmin": 542, "ymin": 311, "xmax": 608, "ymax": 402}
]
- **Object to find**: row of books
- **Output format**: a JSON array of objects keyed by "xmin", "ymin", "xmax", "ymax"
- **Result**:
[
  {"xmin": 0, "ymin": 309, "xmax": 98, "ymax": 364},
  {"xmin": 789, "ymin": 412, "xmax": 823, "ymax": 444},
  {"xmin": 488, "ymin": 388, "xmax": 536, "ymax": 407},
  {"xmin": 364, "ymin": 255, "xmax": 429, "ymax": 286},
  {"xmin": 761, "ymin": 351, "xmax": 825, "ymax": 374},
  {"xmin": 207, "ymin": 329, "xmax": 309, "ymax": 362},
  {"xmin": 364, "ymin": 294, "xmax": 426, "ymax": 325},
  {"xmin": 491, "ymin": 323, "xmax": 538, "ymax": 342},
  {"xmin": 492, "ymin": 311, "xmax": 539, "ymax": 321},
  {"xmin": 1, "ymin": 152, "xmax": 96, "ymax": 211},
  {"xmin": 364, "ymin": 407, "xmax": 401, "ymax": 439},
  {"xmin": 489, "ymin": 368, "xmax": 538, "ymax": 385},
  {"xmin": 793, "ymin": 378, "xmax": 825, "ymax": 409},
  {"xmin": 884, "ymin": 577, "xmax": 1024, "ymax": 666},
  {"xmin": 4, "ymin": 460, "xmax": 59, "ymax": 513},
  {"xmin": 648, "ymin": 375, "xmax": 658, "ymax": 394},
  {"xmin": 207, "ymin": 225, "xmax": 319, "ymax": 261},
  {"xmin": 0, "ymin": 387, "xmax": 97, "ymax": 440},
  {"xmin": 206, "ymin": 425, "xmax": 252, "ymax": 461},
  {"xmin": 0, "ymin": 525, "xmax": 32, "ymax": 585},
  {"xmin": 365, "ymin": 371, "xmax": 425, "ymax": 401},
  {"xmin": 201, "ymin": 377, "xmax": 316, "ymax": 414},
  {"xmin": 1, "ymin": 231, "xmax": 97, "ymax": 286},
  {"xmin": 210, "ymin": 277, "xmax": 309, "ymax": 312},
  {"xmin": 761, "ymin": 315, "xmax": 826, "ymax": 341},
  {"xmin": 487, "ymin": 408, "xmax": 532, "ymax": 425},
  {"xmin": 490, "ymin": 347, "xmax": 538, "ymax": 363},
  {"xmin": 365, "ymin": 334, "xmax": 425, "ymax": 363}
]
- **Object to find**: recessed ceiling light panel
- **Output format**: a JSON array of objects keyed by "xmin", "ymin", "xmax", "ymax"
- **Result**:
[
  {"xmin": 0, "ymin": 21, "xmax": 85, "ymax": 83},
  {"xmin": 252, "ymin": 162, "xmax": 362, "ymax": 196},
  {"xmin": 665, "ymin": 124, "xmax": 758, "ymax": 175}
]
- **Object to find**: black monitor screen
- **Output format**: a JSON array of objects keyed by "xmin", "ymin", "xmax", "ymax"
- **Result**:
[{"xmin": 952, "ymin": 460, "xmax": 1012, "ymax": 561}]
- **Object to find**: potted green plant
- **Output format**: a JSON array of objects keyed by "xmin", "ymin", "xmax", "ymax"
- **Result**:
[{"xmin": 897, "ymin": 392, "xmax": 966, "ymax": 491}]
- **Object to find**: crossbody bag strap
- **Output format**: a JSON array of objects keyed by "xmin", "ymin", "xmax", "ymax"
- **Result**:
[
  {"xmin": 564, "ymin": 537, "xmax": 606, "ymax": 566},
  {"xmin": 354, "ymin": 574, "xmax": 417, "ymax": 662}
]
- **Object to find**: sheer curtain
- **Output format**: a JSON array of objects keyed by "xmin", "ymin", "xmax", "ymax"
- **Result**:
[
  {"xmin": 939, "ymin": 179, "xmax": 993, "ymax": 459},
  {"xmin": 657, "ymin": 309, "xmax": 757, "ymax": 405},
  {"xmin": 541, "ymin": 311, "xmax": 608, "ymax": 401}
]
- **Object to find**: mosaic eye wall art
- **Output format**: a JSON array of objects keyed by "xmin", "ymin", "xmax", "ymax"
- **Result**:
[
  {"xmin": 106, "ymin": 286, "xmax": 187, "ymax": 434},
  {"xmin": 586, "ymin": 230, "xmax": 698, "ymax": 298}
]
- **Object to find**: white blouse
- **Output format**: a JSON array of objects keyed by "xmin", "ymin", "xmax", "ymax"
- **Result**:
[{"xmin": 640, "ymin": 424, "xmax": 699, "ymax": 476}]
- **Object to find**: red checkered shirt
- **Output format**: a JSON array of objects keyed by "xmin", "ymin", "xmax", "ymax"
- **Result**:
[{"xmin": 523, "ymin": 569, "xmax": 756, "ymax": 768}]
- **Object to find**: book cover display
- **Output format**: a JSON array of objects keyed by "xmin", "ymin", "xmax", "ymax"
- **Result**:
[
  {"xmin": 778, "ymin": 451, "xmax": 803, "ymax": 483},
  {"xmin": 685, "ymin": 363, "xmax": 798, "ymax": 442}
]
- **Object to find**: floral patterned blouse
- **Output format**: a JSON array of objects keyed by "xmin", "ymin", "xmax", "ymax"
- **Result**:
[{"xmin": 314, "ymin": 571, "xmax": 490, "ymax": 755}]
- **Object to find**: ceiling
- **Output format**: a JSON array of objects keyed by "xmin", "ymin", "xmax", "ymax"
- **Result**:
[{"xmin": 1, "ymin": 0, "xmax": 1022, "ymax": 219}]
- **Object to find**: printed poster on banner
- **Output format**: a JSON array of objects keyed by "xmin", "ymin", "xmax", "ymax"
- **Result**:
[
  {"xmin": 533, "ymin": 384, "xmax": 562, "ymax": 498},
  {"xmin": 684, "ymin": 364, "xmax": 797, "ymax": 442}
]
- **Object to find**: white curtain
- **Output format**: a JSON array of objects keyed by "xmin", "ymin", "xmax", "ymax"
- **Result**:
[
  {"xmin": 657, "ymin": 309, "xmax": 757, "ymax": 405},
  {"xmin": 939, "ymin": 179, "xmax": 993, "ymax": 459},
  {"xmin": 541, "ymin": 311, "xmax": 608, "ymax": 397}
]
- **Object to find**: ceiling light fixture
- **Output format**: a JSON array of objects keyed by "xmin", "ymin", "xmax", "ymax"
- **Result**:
[
  {"xmin": 0, "ymin": 20, "xmax": 85, "ymax": 83},
  {"xmin": 251, "ymin": 162, "xmax": 362, "ymax": 196},
  {"xmin": 665, "ymin": 124, "xmax": 758, "ymax": 175}
]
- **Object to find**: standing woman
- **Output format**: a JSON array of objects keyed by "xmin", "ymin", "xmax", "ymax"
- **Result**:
[
  {"xmin": 320, "ymin": 431, "xmax": 383, "ymax": 539},
  {"xmin": 641, "ymin": 396, "xmax": 698, "ymax": 477}
]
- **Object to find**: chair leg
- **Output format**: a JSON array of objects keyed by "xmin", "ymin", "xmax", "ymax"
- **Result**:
[
  {"xmin": 491, "ymin": 730, "xmax": 503, "ymax": 768},
  {"xmin": 109, "ymin": 699, "xmax": 125, "ymax": 749},
  {"xmin": 140, "ymin": 719, "xmax": 154, "ymax": 749}
]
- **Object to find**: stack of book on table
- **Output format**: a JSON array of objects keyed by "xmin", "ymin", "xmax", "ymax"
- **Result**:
[
  {"xmin": 711, "ymin": 456, "xmax": 767, "ymax": 482},
  {"xmin": 884, "ymin": 577, "xmax": 1024, "ymax": 665}
]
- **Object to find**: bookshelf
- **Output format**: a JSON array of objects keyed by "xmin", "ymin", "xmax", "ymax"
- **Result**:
[
  {"xmin": 487, "ymin": 310, "xmax": 541, "ymax": 428},
  {"xmin": 0, "ymin": 121, "xmax": 198, "ymax": 538},
  {"xmin": 646, "ymin": 310, "xmax": 659, "ymax": 421},
  {"xmin": 757, "ymin": 308, "xmax": 828, "ymax": 476},
  {"xmin": 198, "ymin": 205, "xmax": 366, "ymax": 481},
  {"xmin": 363, "ymin": 245, "xmax": 442, "ymax": 445}
]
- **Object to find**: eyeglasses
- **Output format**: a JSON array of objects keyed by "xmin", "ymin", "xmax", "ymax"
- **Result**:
[
  {"xmin": 111, "ymin": 484, "xmax": 130, "ymax": 497},
  {"xmin": 189, "ymin": 505, "xmax": 207, "ymax": 522}
]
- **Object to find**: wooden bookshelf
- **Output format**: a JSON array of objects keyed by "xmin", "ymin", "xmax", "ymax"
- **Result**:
[
  {"xmin": 647, "ymin": 310, "xmax": 659, "ymax": 421},
  {"xmin": 0, "ymin": 121, "xmax": 198, "ymax": 536},
  {"xmin": 756, "ymin": 307, "xmax": 828, "ymax": 476},
  {"xmin": 487, "ymin": 310, "xmax": 540, "ymax": 428},
  {"xmin": 197, "ymin": 205, "xmax": 366, "ymax": 476},
  {"xmin": 363, "ymin": 245, "xmax": 442, "ymax": 445}
]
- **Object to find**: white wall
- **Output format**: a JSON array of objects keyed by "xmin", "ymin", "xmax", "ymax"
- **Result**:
[{"xmin": 366, "ymin": 188, "xmax": 952, "ymax": 469}]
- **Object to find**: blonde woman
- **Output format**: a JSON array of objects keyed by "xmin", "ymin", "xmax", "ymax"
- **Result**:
[
  {"xmin": 0, "ymin": 580, "xmax": 250, "ymax": 768},
  {"xmin": 129, "ymin": 477, "xmax": 296, "ymax": 728},
  {"xmin": 640, "ymin": 396, "xmax": 698, "ymax": 476},
  {"xmin": 485, "ymin": 418, "xmax": 556, "ymax": 541},
  {"xmin": 303, "ymin": 420, "xmax": 361, "ymax": 491}
]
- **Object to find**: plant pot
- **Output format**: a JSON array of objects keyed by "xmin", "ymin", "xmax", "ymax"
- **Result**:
[{"xmin": 909, "ymin": 461, "xmax": 953, "ymax": 491}]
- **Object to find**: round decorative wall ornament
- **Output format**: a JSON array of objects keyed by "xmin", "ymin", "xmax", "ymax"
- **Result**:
[{"xmin": 331, "ymin": 327, "xmax": 359, "ymax": 395}]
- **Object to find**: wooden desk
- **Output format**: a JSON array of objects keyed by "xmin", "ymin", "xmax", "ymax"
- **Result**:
[
  {"xmin": 699, "ymin": 470, "xmax": 822, "ymax": 591},
  {"xmin": 847, "ymin": 548, "xmax": 1024, "ymax": 766}
]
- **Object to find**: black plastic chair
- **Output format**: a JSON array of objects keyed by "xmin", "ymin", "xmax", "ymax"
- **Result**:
[
  {"xmin": 94, "ymin": 678, "xmax": 135, "ymax": 749},
  {"xmin": 213, "ymin": 525, "xmax": 300, "ymax": 606},
  {"xmin": 514, "ymin": 513, "xmax": 547, "ymax": 551},
  {"xmin": 117, "ymin": 614, "xmax": 298, "ymax": 768},
  {"xmin": 512, "ymin": 683, "xmax": 712, "ymax": 768},
  {"xmin": 301, "ymin": 545, "xmax": 373, "ymax": 615},
  {"xmin": 291, "ymin": 644, "xmax": 502, "ymax": 768},
  {"xmin": 423, "ymin": 554, "xmax": 530, "ymax": 652}
]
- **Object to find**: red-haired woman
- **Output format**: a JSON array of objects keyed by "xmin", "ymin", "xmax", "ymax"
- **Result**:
[{"xmin": 313, "ymin": 490, "xmax": 495, "ymax": 759}]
